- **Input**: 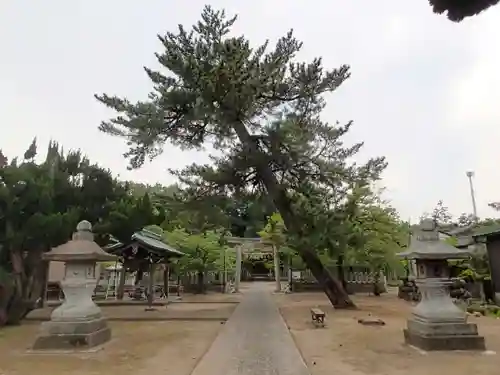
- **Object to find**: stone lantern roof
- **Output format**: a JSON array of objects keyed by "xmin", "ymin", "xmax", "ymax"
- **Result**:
[
  {"xmin": 397, "ymin": 219, "xmax": 472, "ymax": 260},
  {"xmin": 43, "ymin": 220, "xmax": 117, "ymax": 262}
]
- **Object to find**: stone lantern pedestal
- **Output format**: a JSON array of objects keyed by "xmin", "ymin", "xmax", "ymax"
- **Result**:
[
  {"xmin": 404, "ymin": 278, "xmax": 485, "ymax": 351},
  {"xmin": 32, "ymin": 221, "xmax": 117, "ymax": 350}
]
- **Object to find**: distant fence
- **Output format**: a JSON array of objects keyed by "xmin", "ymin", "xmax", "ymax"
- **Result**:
[
  {"xmin": 290, "ymin": 266, "xmax": 389, "ymax": 294},
  {"xmin": 180, "ymin": 271, "xmax": 233, "ymax": 293},
  {"xmin": 174, "ymin": 266, "xmax": 397, "ymax": 294}
]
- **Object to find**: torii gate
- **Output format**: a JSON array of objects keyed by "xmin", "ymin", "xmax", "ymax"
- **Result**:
[{"xmin": 226, "ymin": 237, "xmax": 281, "ymax": 293}]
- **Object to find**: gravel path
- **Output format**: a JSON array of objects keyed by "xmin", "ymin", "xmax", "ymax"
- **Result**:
[{"xmin": 190, "ymin": 283, "xmax": 311, "ymax": 375}]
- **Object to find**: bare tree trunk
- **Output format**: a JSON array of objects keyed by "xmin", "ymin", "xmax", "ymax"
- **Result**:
[
  {"xmin": 0, "ymin": 277, "xmax": 13, "ymax": 326},
  {"xmin": 7, "ymin": 249, "xmax": 29, "ymax": 324},
  {"xmin": 232, "ymin": 121, "xmax": 356, "ymax": 308},
  {"xmin": 22, "ymin": 249, "xmax": 47, "ymax": 311}
]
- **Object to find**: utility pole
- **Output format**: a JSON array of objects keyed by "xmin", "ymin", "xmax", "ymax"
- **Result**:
[{"xmin": 466, "ymin": 171, "xmax": 478, "ymax": 223}]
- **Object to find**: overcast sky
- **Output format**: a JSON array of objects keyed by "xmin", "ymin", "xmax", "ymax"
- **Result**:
[{"xmin": 1, "ymin": 1, "xmax": 499, "ymax": 221}]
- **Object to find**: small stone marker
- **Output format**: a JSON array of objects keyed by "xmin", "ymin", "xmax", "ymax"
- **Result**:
[{"xmin": 357, "ymin": 317, "xmax": 386, "ymax": 326}]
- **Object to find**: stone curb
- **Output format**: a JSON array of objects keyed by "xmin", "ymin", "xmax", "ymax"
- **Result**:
[{"xmin": 25, "ymin": 316, "xmax": 230, "ymax": 322}]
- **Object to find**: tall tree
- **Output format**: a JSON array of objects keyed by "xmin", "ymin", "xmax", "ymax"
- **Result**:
[
  {"xmin": 95, "ymin": 6, "xmax": 385, "ymax": 308},
  {"xmin": 164, "ymin": 228, "xmax": 231, "ymax": 293},
  {"xmin": 421, "ymin": 200, "xmax": 452, "ymax": 226},
  {"xmin": 95, "ymin": 192, "xmax": 165, "ymax": 245},
  {"xmin": 126, "ymin": 182, "xmax": 180, "ymax": 201},
  {"xmin": 0, "ymin": 150, "xmax": 7, "ymax": 168},
  {"xmin": 23, "ymin": 138, "xmax": 37, "ymax": 162},
  {"xmin": 456, "ymin": 213, "xmax": 476, "ymax": 227},
  {"xmin": 0, "ymin": 142, "xmax": 132, "ymax": 324},
  {"xmin": 347, "ymin": 190, "xmax": 407, "ymax": 287}
]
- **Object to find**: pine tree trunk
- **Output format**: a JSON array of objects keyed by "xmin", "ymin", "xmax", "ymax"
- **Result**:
[
  {"xmin": 23, "ymin": 248, "xmax": 46, "ymax": 308},
  {"xmin": 0, "ymin": 277, "xmax": 13, "ymax": 326},
  {"xmin": 232, "ymin": 121, "xmax": 356, "ymax": 309},
  {"xmin": 1, "ymin": 246, "xmax": 50, "ymax": 325},
  {"xmin": 337, "ymin": 254, "xmax": 347, "ymax": 291},
  {"xmin": 7, "ymin": 252, "xmax": 29, "ymax": 324}
]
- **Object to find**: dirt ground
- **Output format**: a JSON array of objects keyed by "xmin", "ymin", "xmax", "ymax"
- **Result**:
[
  {"xmin": 0, "ymin": 320, "xmax": 223, "ymax": 375},
  {"xmin": 177, "ymin": 291, "xmax": 243, "ymax": 303},
  {"xmin": 1, "ymin": 294, "xmax": 241, "ymax": 375},
  {"xmin": 274, "ymin": 292, "xmax": 500, "ymax": 375},
  {"xmin": 27, "ymin": 302, "xmax": 237, "ymax": 321},
  {"xmin": 28, "ymin": 292, "xmax": 241, "ymax": 322}
]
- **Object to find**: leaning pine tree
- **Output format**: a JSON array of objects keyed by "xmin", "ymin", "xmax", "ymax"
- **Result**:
[{"xmin": 95, "ymin": 6, "xmax": 386, "ymax": 308}]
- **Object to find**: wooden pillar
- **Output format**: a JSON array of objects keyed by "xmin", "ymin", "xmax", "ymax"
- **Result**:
[
  {"xmin": 283, "ymin": 258, "xmax": 289, "ymax": 281},
  {"xmin": 135, "ymin": 269, "xmax": 143, "ymax": 285},
  {"xmin": 117, "ymin": 266, "xmax": 126, "ymax": 300},
  {"xmin": 177, "ymin": 275, "xmax": 181, "ymax": 296},
  {"xmin": 235, "ymin": 245, "xmax": 242, "ymax": 292},
  {"xmin": 147, "ymin": 263, "xmax": 155, "ymax": 308},
  {"xmin": 163, "ymin": 262, "xmax": 170, "ymax": 300},
  {"xmin": 222, "ymin": 247, "xmax": 227, "ymax": 293},
  {"xmin": 287, "ymin": 254, "xmax": 293, "ymax": 292},
  {"xmin": 273, "ymin": 245, "xmax": 281, "ymax": 292}
]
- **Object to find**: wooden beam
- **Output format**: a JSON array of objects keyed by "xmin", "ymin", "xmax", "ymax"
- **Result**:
[{"xmin": 226, "ymin": 236, "xmax": 273, "ymax": 246}]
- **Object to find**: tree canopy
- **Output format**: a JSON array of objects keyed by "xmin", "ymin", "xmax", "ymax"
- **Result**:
[
  {"xmin": 0, "ymin": 140, "xmax": 135, "ymax": 323},
  {"xmin": 95, "ymin": 6, "xmax": 391, "ymax": 308},
  {"xmin": 0, "ymin": 140, "xmax": 191, "ymax": 324}
]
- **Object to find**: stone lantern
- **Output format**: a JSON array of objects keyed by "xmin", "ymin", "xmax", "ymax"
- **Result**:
[
  {"xmin": 32, "ymin": 220, "xmax": 117, "ymax": 350},
  {"xmin": 397, "ymin": 219, "xmax": 485, "ymax": 351}
]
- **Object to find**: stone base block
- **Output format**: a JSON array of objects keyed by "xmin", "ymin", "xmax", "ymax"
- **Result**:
[
  {"xmin": 404, "ymin": 329, "xmax": 486, "ymax": 351},
  {"xmin": 407, "ymin": 319, "xmax": 478, "ymax": 336},
  {"xmin": 32, "ymin": 317, "xmax": 111, "ymax": 350},
  {"xmin": 39, "ymin": 316, "xmax": 108, "ymax": 335}
]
